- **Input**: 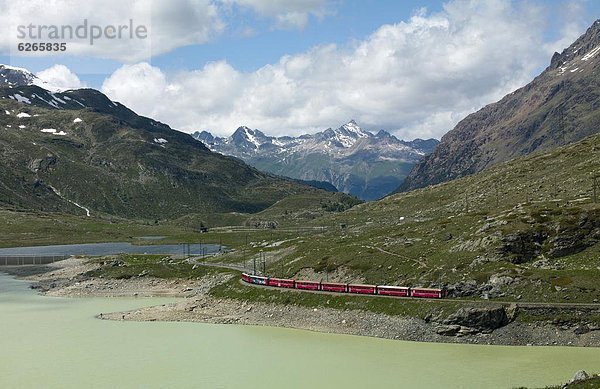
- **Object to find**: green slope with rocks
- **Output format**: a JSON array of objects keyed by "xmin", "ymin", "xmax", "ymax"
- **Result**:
[{"xmin": 232, "ymin": 132, "xmax": 600, "ymax": 304}]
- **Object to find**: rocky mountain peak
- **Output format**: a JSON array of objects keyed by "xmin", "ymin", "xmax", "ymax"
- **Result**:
[
  {"xmin": 195, "ymin": 130, "xmax": 215, "ymax": 144},
  {"xmin": 376, "ymin": 129, "xmax": 393, "ymax": 138},
  {"xmin": 399, "ymin": 19, "xmax": 600, "ymax": 193},
  {"xmin": 549, "ymin": 18, "xmax": 600, "ymax": 72},
  {"xmin": 320, "ymin": 120, "xmax": 371, "ymax": 148},
  {"xmin": 0, "ymin": 64, "xmax": 36, "ymax": 87},
  {"xmin": 230, "ymin": 126, "xmax": 268, "ymax": 148},
  {"xmin": 339, "ymin": 119, "xmax": 369, "ymax": 137},
  {"xmin": 0, "ymin": 64, "xmax": 65, "ymax": 92}
]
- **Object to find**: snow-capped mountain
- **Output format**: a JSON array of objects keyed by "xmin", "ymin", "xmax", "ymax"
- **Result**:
[
  {"xmin": 0, "ymin": 64, "xmax": 65, "ymax": 92},
  {"xmin": 193, "ymin": 121, "xmax": 438, "ymax": 200}
]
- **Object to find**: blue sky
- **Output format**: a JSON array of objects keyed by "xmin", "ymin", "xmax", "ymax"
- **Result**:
[
  {"xmin": 1, "ymin": 0, "xmax": 599, "ymax": 138},
  {"xmin": 2, "ymin": 1, "xmax": 456, "ymax": 84}
]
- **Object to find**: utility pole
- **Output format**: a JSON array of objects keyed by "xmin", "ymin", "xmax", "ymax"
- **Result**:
[
  {"xmin": 594, "ymin": 174, "xmax": 598, "ymax": 204},
  {"xmin": 253, "ymin": 257, "xmax": 256, "ymax": 275},
  {"xmin": 494, "ymin": 181, "xmax": 499, "ymax": 208}
]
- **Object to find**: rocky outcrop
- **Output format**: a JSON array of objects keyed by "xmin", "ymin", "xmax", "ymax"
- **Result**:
[
  {"xmin": 442, "ymin": 306, "xmax": 510, "ymax": 332},
  {"xmin": 28, "ymin": 155, "xmax": 57, "ymax": 173},
  {"xmin": 548, "ymin": 212, "xmax": 600, "ymax": 258},
  {"xmin": 445, "ymin": 276, "xmax": 514, "ymax": 299},
  {"xmin": 498, "ymin": 231, "xmax": 546, "ymax": 263},
  {"xmin": 496, "ymin": 210, "xmax": 600, "ymax": 263}
]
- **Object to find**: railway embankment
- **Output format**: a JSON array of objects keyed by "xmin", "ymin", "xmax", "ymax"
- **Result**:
[{"xmin": 4, "ymin": 258, "xmax": 600, "ymax": 347}]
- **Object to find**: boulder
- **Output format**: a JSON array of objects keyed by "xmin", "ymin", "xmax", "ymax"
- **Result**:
[
  {"xmin": 569, "ymin": 370, "xmax": 589, "ymax": 383},
  {"xmin": 435, "ymin": 324, "xmax": 461, "ymax": 336},
  {"xmin": 488, "ymin": 274, "xmax": 514, "ymax": 286},
  {"xmin": 444, "ymin": 306, "xmax": 509, "ymax": 331},
  {"xmin": 573, "ymin": 325, "xmax": 590, "ymax": 335},
  {"xmin": 446, "ymin": 280, "xmax": 479, "ymax": 297}
]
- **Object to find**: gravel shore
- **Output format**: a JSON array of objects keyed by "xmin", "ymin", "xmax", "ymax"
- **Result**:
[{"xmin": 4, "ymin": 258, "xmax": 600, "ymax": 347}]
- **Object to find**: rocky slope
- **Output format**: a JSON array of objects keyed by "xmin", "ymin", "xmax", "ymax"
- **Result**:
[
  {"xmin": 0, "ymin": 66, "xmax": 351, "ymax": 220},
  {"xmin": 399, "ymin": 19, "xmax": 600, "ymax": 192},
  {"xmin": 194, "ymin": 121, "xmax": 438, "ymax": 200}
]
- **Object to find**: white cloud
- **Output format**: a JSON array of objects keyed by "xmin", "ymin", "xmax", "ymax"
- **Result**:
[
  {"xmin": 101, "ymin": 0, "xmax": 589, "ymax": 140},
  {"xmin": 225, "ymin": 0, "xmax": 331, "ymax": 29},
  {"xmin": 102, "ymin": 62, "xmax": 167, "ymax": 112},
  {"xmin": 0, "ymin": 0, "xmax": 331, "ymax": 60},
  {"xmin": 36, "ymin": 65, "xmax": 85, "ymax": 90},
  {"xmin": 1, "ymin": 0, "xmax": 223, "ymax": 62}
]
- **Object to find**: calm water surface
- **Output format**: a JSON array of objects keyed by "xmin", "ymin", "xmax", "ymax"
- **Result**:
[
  {"xmin": 0, "ymin": 242, "xmax": 221, "ymax": 256},
  {"xmin": 1, "ymin": 273, "xmax": 598, "ymax": 388}
]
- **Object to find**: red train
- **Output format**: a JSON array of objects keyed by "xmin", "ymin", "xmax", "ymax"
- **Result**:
[{"xmin": 240, "ymin": 273, "xmax": 445, "ymax": 299}]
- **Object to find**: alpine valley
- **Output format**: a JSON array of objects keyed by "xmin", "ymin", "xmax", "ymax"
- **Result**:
[
  {"xmin": 194, "ymin": 122, "xmax": 438, "ymax": 200},
  {"xmin": 0, "ymin": 64, "xmax": 358, "ymax": 223},
  {"xmin": 3, "ymin": 18, "xmax": 600, "ymax": 388}
]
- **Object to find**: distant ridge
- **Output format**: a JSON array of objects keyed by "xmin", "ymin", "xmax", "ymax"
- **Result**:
[{"xmin": 194, "ymin": 121, "xmax": 438, "ymax": 200}]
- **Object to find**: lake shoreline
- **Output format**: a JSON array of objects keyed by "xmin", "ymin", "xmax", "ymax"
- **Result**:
[{"xmin": 4, "ymin": 258, "xmax": 600, "ymax": 348}]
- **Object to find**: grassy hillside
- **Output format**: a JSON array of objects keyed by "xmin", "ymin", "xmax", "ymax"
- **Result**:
[{"xmin": 210, "ymin": 133, "xmax": 600, "ymax": 304}]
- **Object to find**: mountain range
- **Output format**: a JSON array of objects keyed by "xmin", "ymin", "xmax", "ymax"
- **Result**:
[
  {"xmin": 194, "ymin": 122, "xmax": 438, "ymax": 200},
  {"xmin": 399, "ymin": 19, "xmax": 600, "ymax": 192},
  {"xmin": 0, "ymin": 65, "xmax": 354, "ymax": 221}
]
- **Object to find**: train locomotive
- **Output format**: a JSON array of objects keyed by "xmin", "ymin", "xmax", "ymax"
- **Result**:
[{"xmin": 241, "ymin": 273, "xmax": 445, "ymax": 299}]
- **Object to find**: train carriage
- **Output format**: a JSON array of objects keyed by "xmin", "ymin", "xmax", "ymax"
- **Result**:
[
  {"xmin": 347, "ymin": 284, "xmax": 377, "ymax": 295},
  {"xmin": 241, "ymin": 273, "xmax": 252, "ymax": 283},
  {"xmin": 295, "ymin": 280, "xmax": 320, "ymax": 291},
  {"xmin": 266, "ymin": 277, "xmax": 295, "ymax": 289},
  {"xmin": 377, "ymin": 285, "xmax": 410, "ymax": 297},
  {"xmin": 248, "ymin": 274, "xmax": 268, "ymax": 285},
  {"xmin": 410, "ymin": 287, "xmax": 445, "ymax": 299},
  {"xmin": 320, "ymin": 282, "xmax": 348, "ymax": 293}
]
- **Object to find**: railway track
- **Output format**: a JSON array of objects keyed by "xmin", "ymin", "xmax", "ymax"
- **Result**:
[{"xmin": 184, "ymin": 259, "xmax": 600, "ymax": 309}]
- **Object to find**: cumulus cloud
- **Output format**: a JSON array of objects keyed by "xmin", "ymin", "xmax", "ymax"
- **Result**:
[
  {"xmin": 0, "ymin": 0, "xmax": 223, "ymax": 62},
  {"xmin": 100, "ymin": 0, "xmax": 589, "ymax": 140},
  {"xmin": 36, "ymin": 65, "xmax": 85, "ymax": 90}
]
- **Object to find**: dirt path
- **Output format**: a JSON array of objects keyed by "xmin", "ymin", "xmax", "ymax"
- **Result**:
[{"xmin": 365, "ymin": 245, "xmax": 427, "ymax": 267}]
